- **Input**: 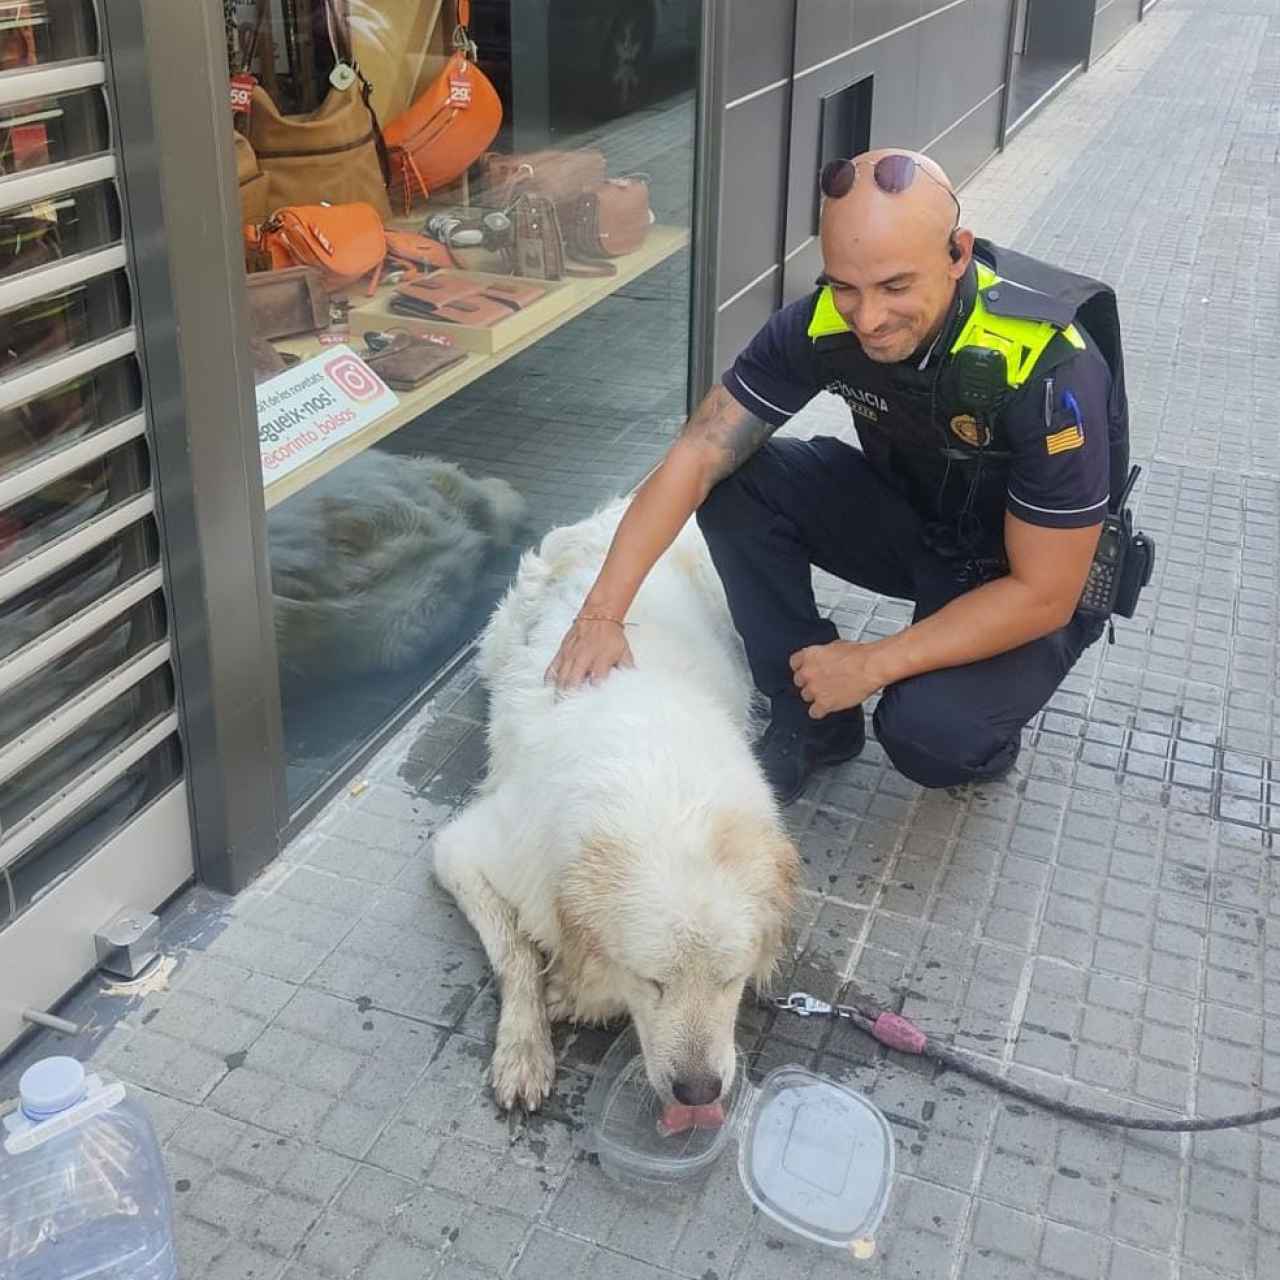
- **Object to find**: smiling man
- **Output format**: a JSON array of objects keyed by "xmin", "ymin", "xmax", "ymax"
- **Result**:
[{"xmin": 547, "ymin": 148, "xmax": 1132, "ymax": 803}]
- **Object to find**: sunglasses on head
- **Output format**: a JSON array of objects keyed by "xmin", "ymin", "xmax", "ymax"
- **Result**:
[{"xmin": 820, "ymin": 154, "xmax": 961, "ymax": 223}]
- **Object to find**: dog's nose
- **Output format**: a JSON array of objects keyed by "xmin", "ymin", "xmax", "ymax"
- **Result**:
[{"xmin": 672, "ymin": 1075, "xmax": 723, "ymax": 1107}]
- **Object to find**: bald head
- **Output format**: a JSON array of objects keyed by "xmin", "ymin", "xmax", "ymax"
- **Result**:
[{"xmin": 818, "ymin": 148, "xmax": 973, "ymax": 364}]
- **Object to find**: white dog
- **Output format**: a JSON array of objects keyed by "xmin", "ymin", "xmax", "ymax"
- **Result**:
[{"xmin": 433, "ymin": 499, "xmax": 800, "ymax": 1113}]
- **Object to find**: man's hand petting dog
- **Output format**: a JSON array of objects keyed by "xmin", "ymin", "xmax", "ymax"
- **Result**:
[
  {"xmin": 790, "ymin": 640, "xmax": 891, "ymax": 718},
  {"xmin": 545, "ymin": 616, "xmax": 634, "ymax": 689}
]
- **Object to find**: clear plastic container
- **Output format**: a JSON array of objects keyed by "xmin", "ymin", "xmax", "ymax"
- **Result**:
[
  {"xmin": 582, "ymin": 1027, "xmax": 894, "ymax": 1258},
  {"xmin": 1, "ymin": 1056, "xmax": 178, "ymax": 1280}
]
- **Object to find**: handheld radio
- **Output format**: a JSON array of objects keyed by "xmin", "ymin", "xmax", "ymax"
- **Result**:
[{"xmin": 1077, "ymin": 463, "xmax": 1155, "ymax": 623}]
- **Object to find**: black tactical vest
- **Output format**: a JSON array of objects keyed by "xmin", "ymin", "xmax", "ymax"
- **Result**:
[{"xmin": 807, "ymin": 239, "xmax": 1130, "ymax": 558}]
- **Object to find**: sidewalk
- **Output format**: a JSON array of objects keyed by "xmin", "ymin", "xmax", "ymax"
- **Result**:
[{"xmin": 5, "ymin": 4, "xmax": 1279, "ymax": 1277}]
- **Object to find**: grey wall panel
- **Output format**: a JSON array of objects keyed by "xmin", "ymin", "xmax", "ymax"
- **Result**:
[
  {"xmin": 917, "ymin": 0, "xmax": 1011, "ymax": 147},
  {"xmin": 930, "ymin": 89, "xmax": 1004, "ymax": 190},
  {"xmin": 862, "ymin": 30, "xmax": 928, "ymax": 151},
  {"xmin": 854, "ymin": 0, "xmax": 923, "ymax": 48},
  {"xmin": 1091, "ymin": 0, "xmax": 1139, "ymax": 62},
  {"xmin": 714, "ymin": 270, "xmax": 785, "ymax": 380},
  {"xmin": 916, "ymin": 0, "xmax": 982, "ymax": 145},
  {"xmin": 717, "ymin": 86, "xmax": 789, "ymax": 305},
  {"xmin": 793, "ymin": 0, "xmax": 855, "ymax": 72},
  {"xmin": 782, "ymin": 235, "xmax": 825, "ymax": 310},
  {"xmin": 726, "ymin": 0, "xmax": 795, "ymax": 101},
  {"xmin": 782, "ymin": 32, "xmax": 925, "ymax": 260}
]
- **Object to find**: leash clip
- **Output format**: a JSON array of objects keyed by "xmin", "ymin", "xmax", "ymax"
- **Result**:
[{"xmin": 775, "ymin": 991, "xmax": 833, "ymax": 1018}]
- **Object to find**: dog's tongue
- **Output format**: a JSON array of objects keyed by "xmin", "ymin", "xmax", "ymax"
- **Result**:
[{"xmin": 659, "ymin": 1100, "xmax": 726, "ymax": 1135}]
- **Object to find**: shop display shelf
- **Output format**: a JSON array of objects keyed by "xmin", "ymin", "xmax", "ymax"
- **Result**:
[{"xmin": 263, "ymin": 222, "xmax": 689, "ymax": 510}]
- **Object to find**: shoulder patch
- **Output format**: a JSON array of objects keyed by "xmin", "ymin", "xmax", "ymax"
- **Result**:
[{"xmin": 1046, "ymin": 423, "xmax": 1085, "ymax": 455}]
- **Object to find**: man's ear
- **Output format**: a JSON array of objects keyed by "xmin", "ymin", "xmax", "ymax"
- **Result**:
[{"xmin": 949, "ymin": 226, "xmax": 976, "ymax": 277}]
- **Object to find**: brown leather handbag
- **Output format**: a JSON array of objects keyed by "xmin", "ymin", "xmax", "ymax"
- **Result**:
[
  {"xmin": 235, "ymin": 131, "xmax": 270, "ymax": 227},
  {"xmin": 510, "ymin": 193, "xmax": 565, "ymax": 280},
  {"xmin": 567, "ymin": 176, "xmax": 652, "ymax": 260},
  {"xmin": 247, "ymin": 83, "xmax": 392, "ymax": 221},
  {"xmin": 382, "ymin": 0, "xmax": 503, "ymax": 212},
  {"xmin": 242, "ymin": 0, "xmax": 391, "ymax": 220},
  {"xmin": 481, "ymin": 147, "xmax": 607, "ymax": 222}
]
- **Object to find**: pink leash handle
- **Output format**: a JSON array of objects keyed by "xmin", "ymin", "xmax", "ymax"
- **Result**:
[{"xmin": 870, "ymin": 1011, "xmax": 928, "ymax": 1055}]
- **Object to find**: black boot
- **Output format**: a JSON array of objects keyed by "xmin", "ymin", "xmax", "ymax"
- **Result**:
[{"xmin": 753, "ymin": 705, "xmax": 866, "ymax": 806}]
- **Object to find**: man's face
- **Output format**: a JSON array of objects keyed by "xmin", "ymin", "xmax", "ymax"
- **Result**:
[
  {"xmin": 821, "ymin": 239, "xmax": 961, "ymax": 364},
  {"xmin": 818, "ymin": 159, "xmax": 970, "ymax": 364}
]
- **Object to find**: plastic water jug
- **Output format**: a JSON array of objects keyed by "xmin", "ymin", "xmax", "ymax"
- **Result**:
[{"xmin": 0, "ymin": 1056, "xmax": 177, "ymax": 1279}]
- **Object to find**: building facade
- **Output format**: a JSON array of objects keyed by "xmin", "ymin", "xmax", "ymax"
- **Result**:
[{"xmin": 0, "ymin": 0, "xmax": 1158, "ymax": 1054}]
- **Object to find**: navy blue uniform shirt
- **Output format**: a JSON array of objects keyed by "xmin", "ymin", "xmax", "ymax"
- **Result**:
[{"xmin": 722, "ymin": 287, "xmax": 1113, "ymax": 543}]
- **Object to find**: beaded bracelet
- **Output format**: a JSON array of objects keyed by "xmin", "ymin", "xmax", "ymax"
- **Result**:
[{"xmin": 576, "ymin": 613, "xmax": 630, "ymax": 628}]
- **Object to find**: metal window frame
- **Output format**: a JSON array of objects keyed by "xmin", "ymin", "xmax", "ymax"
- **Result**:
[{"xmin": 95, "ymin": 0, "xmax": 285, "ymax": 893}]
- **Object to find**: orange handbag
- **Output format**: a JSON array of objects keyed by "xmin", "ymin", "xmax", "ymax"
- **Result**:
[
  {"xmin": 245, "ymin": 202, "xmax": 387, "ymax": 295},
  {"xmin": 383, "ymin": 228, "xmax": 455, "ymax": 275},
  {"xmin": 382, "ymin": 0, "xmax": 503, "ymax": 213}
]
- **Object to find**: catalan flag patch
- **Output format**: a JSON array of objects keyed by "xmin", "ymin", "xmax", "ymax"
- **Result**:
[{"xmin": 1045, "ymin": 423, "xmax": 1085, "ymax": 455}]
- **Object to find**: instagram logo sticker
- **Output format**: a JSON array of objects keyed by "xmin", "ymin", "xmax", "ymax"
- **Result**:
[{"xmin": 325, "ymin": 354, "xmax": 383, "ymax": 402}]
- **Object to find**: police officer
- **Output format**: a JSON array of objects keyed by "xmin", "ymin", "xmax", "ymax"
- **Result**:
[{"xmin": 546, "ymin": 147, "xmax": 1129, "ymax": 804}]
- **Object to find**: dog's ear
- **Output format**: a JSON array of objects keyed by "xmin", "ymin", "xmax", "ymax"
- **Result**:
[
  {"xmin": 554, "ymin": 834, "xmax": 625, "ymax": 989},
  {"xmin": 713, "ymin": 812, "xmax": 801, "ymax": 989}
]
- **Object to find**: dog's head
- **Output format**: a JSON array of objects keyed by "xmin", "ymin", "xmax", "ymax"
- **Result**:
[{"xmin": 558, "ymin": 810, "xmax": 799, "ymax": 1106}]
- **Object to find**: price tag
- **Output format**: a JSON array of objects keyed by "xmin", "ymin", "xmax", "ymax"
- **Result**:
[
  {"xmin": 448, "ymin": 76, "xmax": 472, "ymax": 107},
  {"xmin": 330, "ymin": 61, "xmax": 357, "ymax": 91},
  {"xmin": 229, "ymin": 72, "xmax": 256, "ymax": 116}
]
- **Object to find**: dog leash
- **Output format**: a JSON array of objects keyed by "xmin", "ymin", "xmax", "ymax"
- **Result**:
[{"xmin": 767, "ymin": 991, "xmax": 1280, "ymax": 1133}]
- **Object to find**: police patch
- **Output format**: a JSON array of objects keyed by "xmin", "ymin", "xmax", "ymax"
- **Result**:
[
  {"xmin": 949, "ymin": 414, "xmax": 990, "ymax": 448},
  {"xmin": 1045, "ymin": 423, "xmax": 1085, "ymax": 455}
]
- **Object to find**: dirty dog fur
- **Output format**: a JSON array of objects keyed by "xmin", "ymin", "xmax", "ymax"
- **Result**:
[
  {"xmin": 268, "ymin": 450, "xmax": 525, "ymax": 682},
  {"xmin": 433, "ymin": 499, "xmax": 800, "ymax": 1110}
]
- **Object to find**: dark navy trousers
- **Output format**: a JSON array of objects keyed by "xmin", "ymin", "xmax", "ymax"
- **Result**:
[{"xmin": 695, "ymin": 436, "xmax": 1105, "ymax": 788}]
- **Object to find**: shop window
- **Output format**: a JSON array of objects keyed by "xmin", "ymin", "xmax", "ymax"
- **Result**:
[
  {"xmin": 814, "ymin": 74, "xmax": 873, "ymax": 235},
  {"xmin": 225, "ymin": 0, "xmax": 701, "ymax": 809}
]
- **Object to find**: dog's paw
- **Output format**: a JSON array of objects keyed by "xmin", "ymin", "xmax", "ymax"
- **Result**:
[{"xmin": 490, "ymin": 1026, "xmax": 556, "ymax": 1111}]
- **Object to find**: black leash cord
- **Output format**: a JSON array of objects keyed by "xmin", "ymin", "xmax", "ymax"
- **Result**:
[{"xmin": 770, "ymin": 993, "xmax": 1280, "ymax": 1133}]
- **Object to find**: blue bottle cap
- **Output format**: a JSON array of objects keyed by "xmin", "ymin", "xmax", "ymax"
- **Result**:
[{"xmin": 19, "ymin": 1057, "xmax": 87, "ymax": 1121}]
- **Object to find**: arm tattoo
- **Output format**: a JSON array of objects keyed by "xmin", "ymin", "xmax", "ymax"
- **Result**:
[{"xmin": 679, "ymin": 384, "xmax": 776, "ymax": 484}]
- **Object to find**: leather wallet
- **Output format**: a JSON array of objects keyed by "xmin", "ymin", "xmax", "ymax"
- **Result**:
[
  {"xmin": 250, "ymin": 336, "xmax": 287, "ymax": 383},
  {"xmin": 389, "ymin": 271, "xmax": 546, "ymax": 328},
  {"xmin": 425, "ymin": 295, "xmax": 515, "ymax": 327},
  {"xmin": 245, "ymin": 266, "xmax": 329, "ymax": 340},
  {"xmin": 481, "ymin": 279, "xmax": 547, "ymax": 309},
  {"xmin": 362, "ymin": 330, "xmax": 466, "ymax": 390},
  {"xmin": 395, "ymin": 272, "xmax": 485, "ymax": 309}
]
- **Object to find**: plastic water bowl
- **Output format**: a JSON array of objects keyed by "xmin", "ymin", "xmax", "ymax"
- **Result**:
[{"xmin": 580, "ymin": 1026, "xmax": 895, "ymax": 1257}]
